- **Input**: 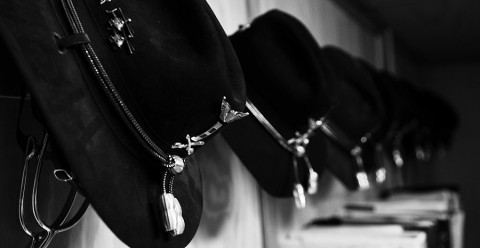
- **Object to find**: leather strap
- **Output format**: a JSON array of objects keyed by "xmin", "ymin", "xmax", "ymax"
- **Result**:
[{"xmin": 57, "ymin": 33, "xmax": 90, "ymax": 49}]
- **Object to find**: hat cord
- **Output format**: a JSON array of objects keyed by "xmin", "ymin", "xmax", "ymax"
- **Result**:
[
  {"xmin": 245, "ymin": 99, "xmax": 323, "ymax": 207},
  {"xmin": 61, "ymin": 0, "xmax": 172, "ymax": 165},
  {"xmin": 390, "ymin": 119, "xmax": 419, "ymax": 187},
  {"xmin": 60, "ymin": 0, "xmax": 193, "ymax": 238},
  {"xmin": 316, "ymin": 117, "xmax": 371, "ymax": 189},
  {"xmin": 60, "ymin": 0, "xmax": 249, "ymax": 238}
]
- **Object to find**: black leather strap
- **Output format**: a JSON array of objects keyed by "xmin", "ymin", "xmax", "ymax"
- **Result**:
[{"xmin": 57, "ymin": 33, "xmax": 90, "ymax": 49}]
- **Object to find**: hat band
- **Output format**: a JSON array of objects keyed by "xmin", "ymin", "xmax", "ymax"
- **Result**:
[
  {"xmin": 172, "ymin": 97, "xmax": 249, "ymax": 155},
  {"xmin": 246, "ymin": 99, "xmax": 322, "ymax": 207}
]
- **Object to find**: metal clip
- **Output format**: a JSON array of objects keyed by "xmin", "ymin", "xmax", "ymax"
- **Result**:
[
  {"xmin": 287, "ymin": 117, "xmax": 324, "ymax": 196},
  {"xmin": 351, "ymin": 146, "xmax": 370, "ymax": 189},
  {"xmin": 293, "ymin": 183, "xmax": 306, "ymax": 209},
  {"xmin": 291, "ymin": 156, "xmax": 306, "ymax": 209},
  {"xmin": 287, "ymin": 118, "xmax": 324, "ymax": 156},
  {"xmin": 304, "ymin": 156, "xmax": 318, "ymax": 195},
  {"xmin": 191, "ymin": 96, "xmax": 248, "ymax": 142}
]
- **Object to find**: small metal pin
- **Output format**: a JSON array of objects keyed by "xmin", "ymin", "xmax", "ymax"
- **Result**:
[
  {"xmin": 191, "ymin": 96, "xmax": 248, "ymax": 142},
  {"xmin": 107, "ymin": 8, "xmax": 134, "ymax": 36},
  {"xmin": 219, "ymin": 96, "xmax": 249, "ymax": 124},
  {"xmin": 109, "ymin": 17, "xmax": 126, "ymax": 31},
  {"xmin": 108, "ymin": 33, "xmax": 125, "ymax": 48},
  {"xmin": 106, "ymin": 8, "xmax": 134, "ymax": 54},
  {"xmin": 171, "ymin": 135, "xmax": 205, "ymax": 155}
]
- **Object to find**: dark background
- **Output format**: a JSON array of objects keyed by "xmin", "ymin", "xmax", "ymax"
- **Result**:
[{"xmin": 334, "ymin": 1, "xmax": 480, "ymax": 247}]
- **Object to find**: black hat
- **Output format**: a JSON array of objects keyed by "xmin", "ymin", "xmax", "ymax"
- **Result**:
[
  {"xmin": 0, "ymin": 0, "xmax": 247, "ymax": 247},
  {"xmin": 356, "ymin": 60, "xmax": 398, "ymax": 184},
  {"xmin": 320, "ymin": 45, "xmax": 384, "ymax": 190},
  {"xmin": 380, "ymin": 75, "xmax": 421, "ymax": 169},
  {"xmin": 222, "ymin": 9, "xmax": 338, "ymax": 207},
  {"xmin": 410, "ymin": 89, "xmax": 459, "ymax": 161}
]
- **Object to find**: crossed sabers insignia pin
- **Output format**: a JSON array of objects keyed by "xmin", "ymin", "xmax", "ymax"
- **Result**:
[
  {"xmin": 171, "ymin": 135, "xmax": 205, "ymax": 155},
  {"xmin": 106, "ymin": 8, "xmax": 135, "ymax": 54}
]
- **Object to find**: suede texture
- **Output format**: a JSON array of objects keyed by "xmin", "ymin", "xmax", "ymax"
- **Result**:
[
  {"xmin": 222, "ymin": 10, "xmax": 338, "ymax": 197},
  {"xmin": 0, "ymin": 0, "xmax": 246, "ymax": 247}
]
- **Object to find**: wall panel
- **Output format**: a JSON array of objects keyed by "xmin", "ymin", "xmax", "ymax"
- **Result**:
[{"xmin": 247, "ymin": 0, "xmax": 381, "ymax": 64}]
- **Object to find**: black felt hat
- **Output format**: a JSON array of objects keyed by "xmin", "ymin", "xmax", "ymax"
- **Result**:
[
  {"xmin": 356, "ymin": 59, "xmax": 398, "ymax": 183},
  {"xmin": 409, "ymin": 89, "xmax": 459, "ymax": 161},
  {"xmin": 222, "ymin": 9, "xmax": 338, "ymax": 205},
  {"xmin": 366, "ymin": 70, "xmax": 422, "ymax": 173},
  {"xmin": 0, "ymin": 0, "xmax": 247, "ymax": 247},
  {"xmin": 319, "ymin": 45, "xmax": 385, "ymax": 190}
]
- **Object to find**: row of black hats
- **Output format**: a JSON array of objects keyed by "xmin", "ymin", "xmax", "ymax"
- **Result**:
[
  {"xmin": 222, "ymin": 9, "xmax": 459, "ymax": 206},
  {"xmin": 0, "ymin": 1, "xmax": 458, "ymax": 247}
]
